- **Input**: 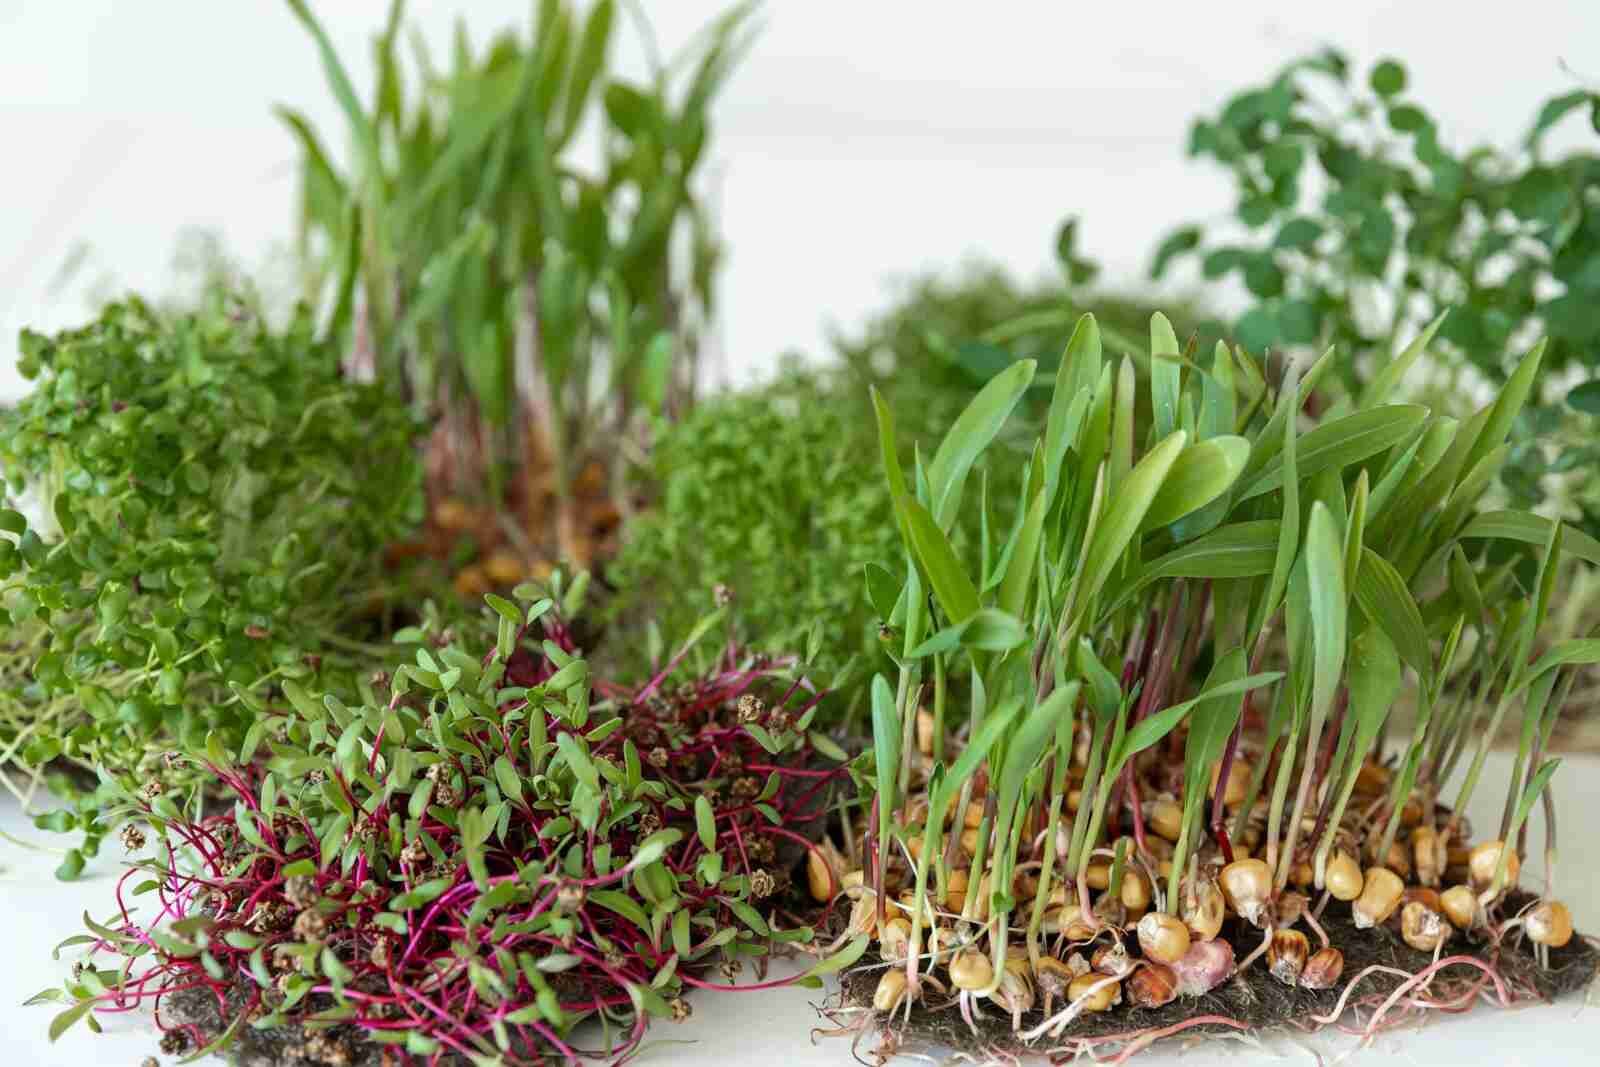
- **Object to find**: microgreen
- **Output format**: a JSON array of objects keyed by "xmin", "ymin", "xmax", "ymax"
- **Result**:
[
  {"xmin": 0, "ymin": 297, "xmax": 422, "ymax": 871},
  {"xmin": 845, "ymin": 308, "xmax": 1596, "ymax": 1035},
  {"xmin": 282, "ymin": 0, "xmax": 750, "ymax": 562},
  {"xmin": 33, "ymin": 580, "xmax": 847, "ymax": 1061}
]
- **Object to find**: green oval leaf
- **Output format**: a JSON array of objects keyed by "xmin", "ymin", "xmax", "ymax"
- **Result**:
[{"xmin": 1140, "ymin": 436, "xmax": 1250, "ymax": 531}]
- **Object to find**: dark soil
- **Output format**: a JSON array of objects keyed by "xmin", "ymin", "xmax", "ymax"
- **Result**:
[{"xmin": 834, "ymin": 891, "xmax": 1597, "ymax": 1061}]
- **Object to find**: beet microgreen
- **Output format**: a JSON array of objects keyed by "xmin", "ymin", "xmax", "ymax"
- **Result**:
[{"xmin": 34, "ymin": 578, "xmax": 850, "ymax": 1061}]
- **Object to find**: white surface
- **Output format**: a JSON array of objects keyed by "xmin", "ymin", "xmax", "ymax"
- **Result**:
[
  {"xmin": 3, "ymin": 749, "xmax": 1595, "ymax": 1065},
  {"xmin": 4, "ymin": 2, "xmax": 1600, "ymax": 398}
]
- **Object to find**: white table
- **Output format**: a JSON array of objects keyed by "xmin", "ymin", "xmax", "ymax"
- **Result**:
[{"xmin": 4, "ymin": 750, "xmax": 1595, "ymax": 1065}]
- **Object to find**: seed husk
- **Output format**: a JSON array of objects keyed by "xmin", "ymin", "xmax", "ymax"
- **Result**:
[
  {"xmin": 1032, "ymin": 955, "xmax": 1076, "ymax": 999},
  {"xmin": 1325, "ymin": 849, "xmax": 1364, "ymax": 901},
  {"xmin": 1353, "ymin": 866, "xmax": 1404, "ymax": 929},
  {"xmin": 1400, "ymin": 901, "xmax": 1450, "ymax": 952},
  {"xmin": 1092, "ymin": 940, "xmax": 1134, "ymax": 978},
  {"xmin": 1136, "ymin": 912, "xmax": 1191, "ymax": 965},
  {"xmin": 873, "ymin": 968, "xmax": 908, "ymax": 1012},
  {"xmin": 1267, "ymin": 929, "xmax": 1309, "ymax": 986},
  {"xmin": 1527, "ymin": 900, "xmax": 1574, "ymax": 948},
  {"xmin": 1127, "ymin": 962, "xmax": 1178, "ymax": 1008},
  {"xmin": 992, "ymin": 954, "xmax": 1035, "ymax": 1015},
  {"xmin": 1067, "ymin": 973, "xmax": 1121, "ymax": 1012},
  {"xmin": 1300, "ymin": 946, "xmax": 1345, "ymax": 990},
  {"xmin": 949, "ymin": 950, "xmax": 993, "ymax": 991},
  {"xmin": 1220, "ymin": 858, "xmax": 1272, "ymax": 927},
  {"xmin": 878, "ymin": 917, "xmax": 911, "ymax": 962}
]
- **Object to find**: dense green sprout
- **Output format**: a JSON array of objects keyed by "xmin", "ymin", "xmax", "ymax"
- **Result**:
[{"xmin": 0, "ymin": 296, "xmax": 422, "ymax": 872}]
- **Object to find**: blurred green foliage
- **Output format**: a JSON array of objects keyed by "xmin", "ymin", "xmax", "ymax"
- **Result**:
[
  {"xmin": 1152, "ymin": 49, "xmax": 1600, "ymax": 518},
  {"xmin": 282, "ymin": 0, "xmax": 749, "ymax": 553}
]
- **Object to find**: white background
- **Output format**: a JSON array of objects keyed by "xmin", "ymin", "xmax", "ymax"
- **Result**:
[
  {"xmin": 4, "ymin": 1, "xmax": 1600, "ymax": 397},
  {"xmin": 4, "ymin": 751, "xmax": 1595, "ymax": 1065}
]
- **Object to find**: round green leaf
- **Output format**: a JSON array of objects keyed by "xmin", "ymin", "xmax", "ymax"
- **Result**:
[{"xmin": 1369, "ymin": 59, "xmax": 1406, "ymax": 97}]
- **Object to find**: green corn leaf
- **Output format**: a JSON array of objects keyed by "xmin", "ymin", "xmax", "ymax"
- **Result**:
[
  {"xmin": 1458, "ymin": 510, "xmax": 1600, "ymax": 567},
  {"xmin": 1182, "ymin": 647, "xmax": 1248, "ymax": 792},
  {"xmin": 1140, "ymin": 435, "xmax": 1249, "ymax": 531},
  {"xmin": 870, "ymin": 674, "xmax": 901, "ymax": 812},
  {"xmin": 1362, "ymin": 310, "xmax": 1447, "ymax": 408},
  {"xmin": 285, "ymin": 0, "xmax": 381, "ymax": 180},
  {"xmin": 1353, "ymin": 548, "xmax": 1431, "ymax": 683},
  {"xmin": 908, "ymin": 608, "xmax": 1027, "ymax": 658},
  {"xmin": 1150, "ymin": 312, "xmax": 1182, "ymax": 441},
  {"xmin": 1250, "ymin": 364, "xmax": 1300, "ymax": 641},
  {"xmin": 1043, "ymin": 315, "xmax": 1102, "ymax": 496},
  {"xmin": 1072, "ymin": 430, "xmax": 1188, "ymax": 624},
  {"xmin": 1464, "ymin": 340, "xmax": 1545, "ymax": 478},
  {"xmin": 1237, "ymin": 405, "xmax": 1428, "ymax": 503},
  {"xmin": 999, "ymin": 683, "xmax": 1080, "ymax": 802},
  {"xmin": 1305, "ymin": 503, "xmax": 1348, "ymax": 721},
  {"xmin": 903, "ymin": 497, "xmax": 980, "ymax": 623},
  {"xmin": 927, "ymin": 359, "xmax": 1036, "ymax": 529},
  {"xmin": 561, "ymin": 0, "xmax": 614, "ymax": 139},
  {"xmin": 998, "ymin": 481, "xmax": 1049, "ymax": 620},
  {"xmin": 1127, "ymin": 521, "xmax": 1280, "ymax": 590},
  {"xmin": 1346, "ymin": 625, "xmax": 1400, "ymax": 752},
  {"xmin": 1109, "ymin": 357, "xmax": 1137, "ymax": 491},
  {"xmin": 871, "ymin": 386, "xmax": 912, "ymax": 526},
  {"xmin": 1113, "ymin": 671, "xmax": 1282, "ymax": 773},
  {"xmin": 1509, "ymin": 758, "xmax": 1561, "ymax": 842},
  {"xmin": 1240, "ymin": 345, "xmax": 1337, "ymax": 482},
  {"xmin": 1516, "ymin": 639, "xmax": 1600, "ymax": 692}
]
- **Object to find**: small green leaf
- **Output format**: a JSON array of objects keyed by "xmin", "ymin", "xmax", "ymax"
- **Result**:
[
  {"xmin": 1073, "ymin": 430, "xmax": 1189, "ymax": 623},
  {"xmin": 927, "ymin": 359, "xmax": 1036, "ymax": 528},
  {"xmin": 694, "ymin": 794, "xmax": 716, "ymax": 851},
  {"xmin": 907, "ymin": 608, "xmax": 1027, "ymax": 658}
]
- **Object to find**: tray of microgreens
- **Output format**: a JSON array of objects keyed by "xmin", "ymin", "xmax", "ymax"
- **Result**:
[{"xmin": 806, "ymin": 312, "xmax": 1598, "ymax": 1061}]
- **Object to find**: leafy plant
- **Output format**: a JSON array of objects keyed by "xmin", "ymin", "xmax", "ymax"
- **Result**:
[
  {"xmin": 611, "ymin": 252, "xmax": 1221, "ymax": 711},
  {"xmin": 33, "ymin": 579, "xmax": 853, "ymax": 1063},
  {"xmin": 282, "ymin": 0, "xmax": 751, "ymax": 564},
  {"xmin": 841, "ymin": 309, "xmax": 1597, "ymax": 1043},
  {"xmin": 0, "ymin": 296, "xmax": 422, "ymax": 873},
  {"xmin": 1150, "ymin": 51, "xmax": 1600, "ymax": 516},
  {"xmin": 608, "ymin": 362, "xmax": 901, "ymax": 699}
]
